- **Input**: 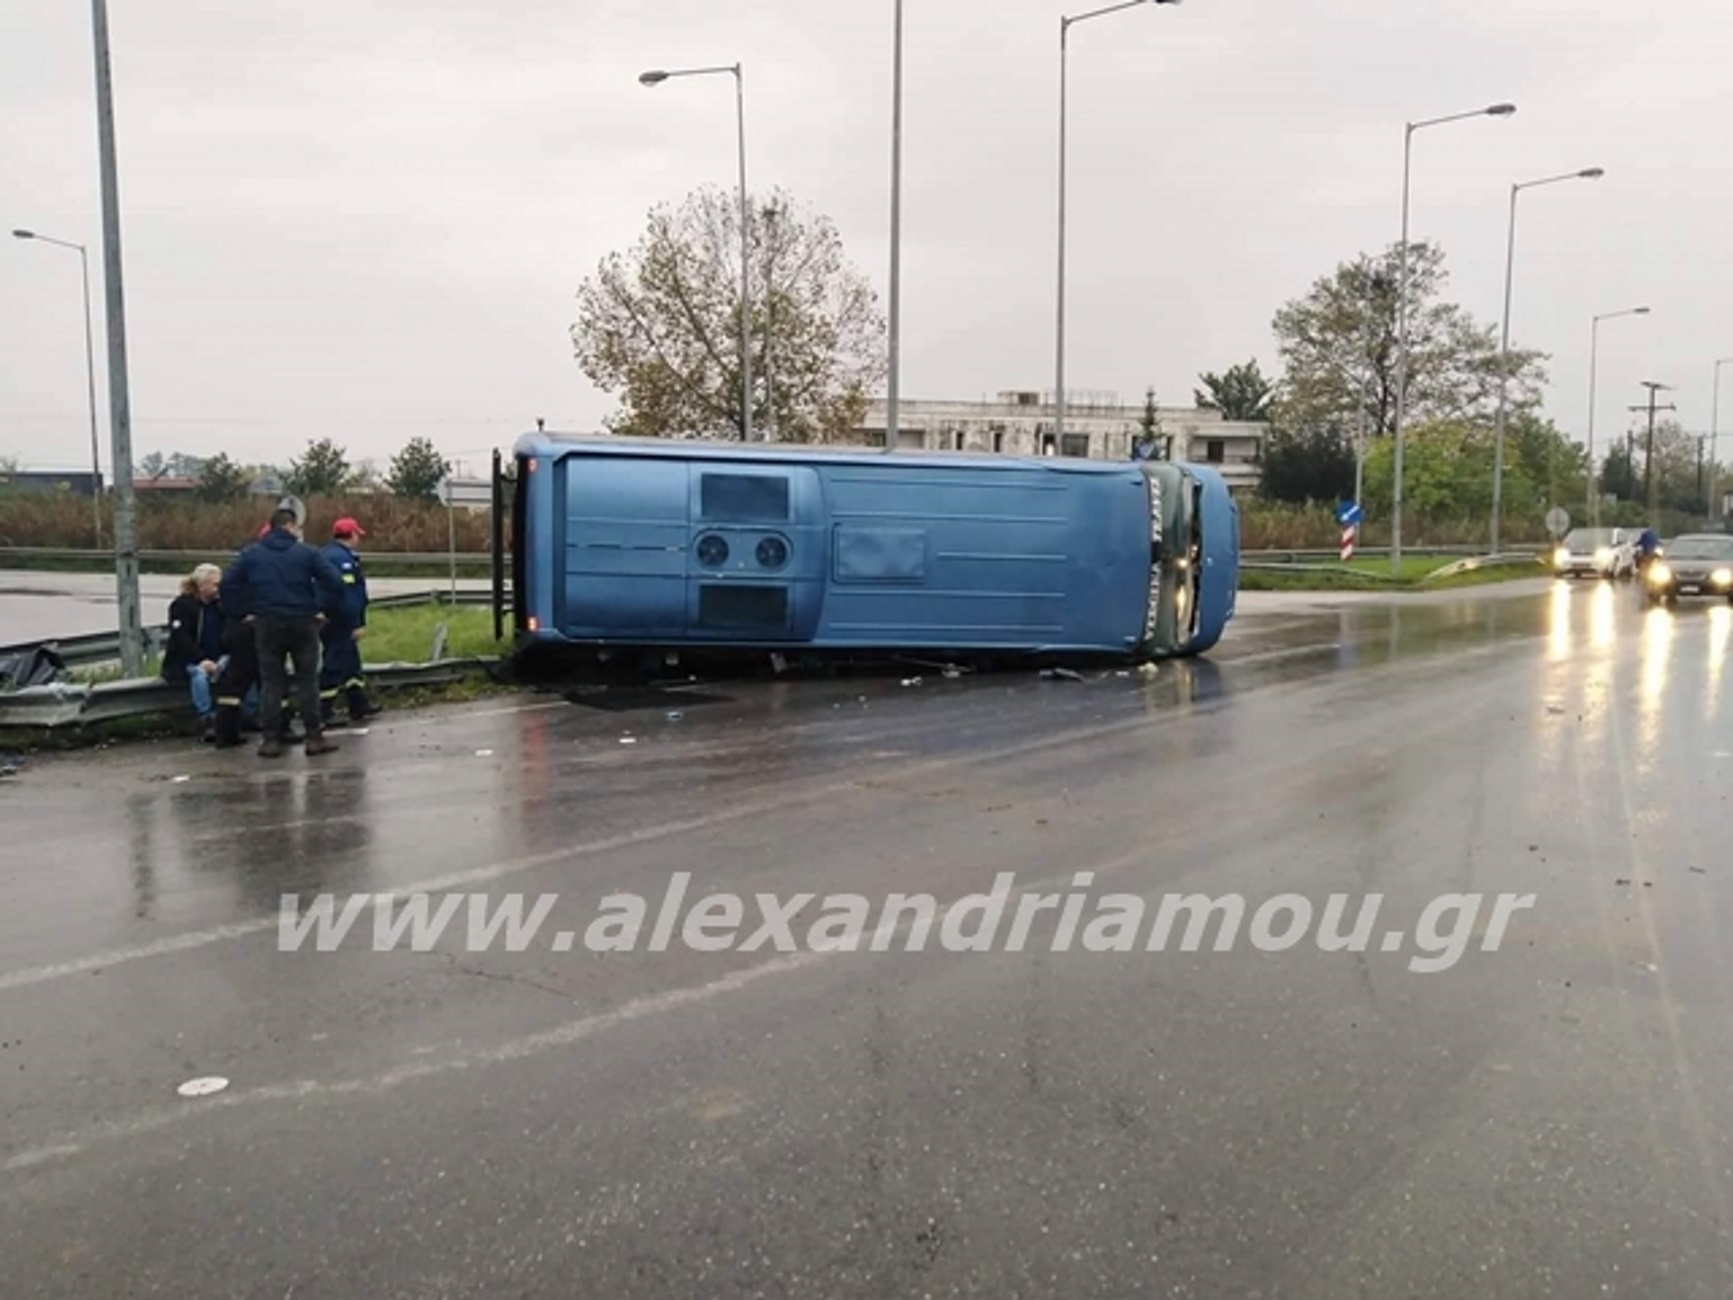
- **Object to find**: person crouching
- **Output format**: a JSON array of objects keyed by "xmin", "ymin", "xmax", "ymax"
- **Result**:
[{"xmin": 160, "ymin": 563, "xmax": 227, "ymax": 742}]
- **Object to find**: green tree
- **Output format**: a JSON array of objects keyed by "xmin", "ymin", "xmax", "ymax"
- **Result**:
[
  {"xmin": 195, "ymin": 452, "xmax": 251, "ymax": 503},
  {"xmin": 284, "ymin": 438, "xmax": 350, "ymax": 497},
  {"xmin": 1271, "ymin": 241, "xmax": 1547, "ymax": 442},
  {"xmin": 1256, "ymin": 424, "xmax": 1356, "ymax": 506},
  {"xmin": 572, "ymin": 185, "xmax": 887, "ymax": 443},
  {"xmin": 386, "ymin": 437, "xmax": 449, "ymax": 500},
  {"xmin": 1134, "ymin": 387, "xmax": 1166, "ymax": 458},
  {"xmin": 1195, "ymin": 359, "xmax": 1276, "ymax": 422}
]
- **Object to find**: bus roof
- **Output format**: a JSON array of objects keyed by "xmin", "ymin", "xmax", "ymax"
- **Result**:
[{"xmin": 510, "ymin": 430, "xmax": 1212, "ymax": 478}]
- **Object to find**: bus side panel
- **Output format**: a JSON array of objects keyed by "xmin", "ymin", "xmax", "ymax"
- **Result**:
[
  {"xmin": 812, "ymin": 463, "xmax": 1146, "ymax": 651},
  {"xmin": 683, "ymin": 463, "xmax": 826, "ymax": 641},
  {"xmin": 554, "ymin": 455, "xmax": 689, "ymax": 638}
]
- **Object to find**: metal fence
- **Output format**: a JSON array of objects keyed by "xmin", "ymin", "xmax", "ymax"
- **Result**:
[{"xmin": 0, "ymin": 657, "xmax": 499, "ymax": 730}]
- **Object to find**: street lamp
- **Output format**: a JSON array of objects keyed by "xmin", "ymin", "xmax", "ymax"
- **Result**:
[
  {"xmin": 1391, "ymin": 101, "xmax": 1514, "ymax": 573},
  {"xmin": 887, "ymin": 0, "xmax": 903, "ymax": 452},
  {"xmin": 1054, "ymin": 0, "xmax": 1180, "ymax": 443},
  {"xmin": 639, "ymin": 62, "xmax": 754, "ymax": 442},
  {"xmin": 1586, "ymin": 307, "xmax": 1649, "ymax": 528},
  {"xmin": 1712, "ymin": 356, "xmax": 1733, "ymax": 522},
  {"xmin": 1489, "ymin": 166, "xmax": 1603, "ymax": 553},
  {"xmin": 12, "ymin": 228, "xmax": 103, "ymax": 547}
]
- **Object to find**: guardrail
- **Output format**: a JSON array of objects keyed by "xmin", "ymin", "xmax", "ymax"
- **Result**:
[
  {"xmin": 0, "ymin": 589, "xmax": 491, "ymax": 671},
  {"xmin": 0, "ymin": 656, "xmax": 501, "ymax": 730}
]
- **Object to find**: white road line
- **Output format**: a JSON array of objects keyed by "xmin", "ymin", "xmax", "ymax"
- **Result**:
[
  {"xmin": 1, "ymin": 855, "xmax": 1146, "ymax": 1173},
  {"xmin": 0, "ymin": 697, "xmax": 1221, "ymax": 995}
]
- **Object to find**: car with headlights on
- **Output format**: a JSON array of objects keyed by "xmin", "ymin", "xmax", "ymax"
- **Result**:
[
  {"xmin": 1643, "ymin": 533, "xmax": 1733, "ymax": 605},
  {"xmin": 1551, "ymin": 527, "xmax": 1636, "ymax": 580}
]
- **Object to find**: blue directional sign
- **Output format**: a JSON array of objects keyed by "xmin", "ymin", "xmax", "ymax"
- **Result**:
[{"xmin": 1335, "ymin": 500, "xmax": 1364, "ymax": 527}]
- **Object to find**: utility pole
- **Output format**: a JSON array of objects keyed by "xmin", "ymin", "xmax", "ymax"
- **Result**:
[
  {"xmin": 91, "ymin": 0, "xmax": 143, "ymax": 677},
  {"xmin": 1630, "ymin": 382, "xmax": 1674, "ymax": 519}
]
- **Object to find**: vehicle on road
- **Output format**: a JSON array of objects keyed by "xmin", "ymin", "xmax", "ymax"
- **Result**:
[
  {"xmin": 491, "ymin": 433, "xmax": 1240, "ymax": 669},
  {"xmin": 1643, "ymin": 533, "xmax": 1733, "ymax": 605},
  {"xmin": 1551, "ymin": 527, "xmax": 1636, "ymax": 580}
]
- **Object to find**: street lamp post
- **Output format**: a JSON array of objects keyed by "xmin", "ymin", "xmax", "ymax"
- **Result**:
[
  {"xmin": 887, "ymin": 0, "xmax": 903, "ymax": 452},
  {"xmin": 90, "ymin": 0, "xmax": 144, "ymax": 678},
  {"xmin": 1055, "ymin": 0, "xmax": 1180, "ymax": 442},
  {"xmin": 1712, "ymin": 357, "xmax": 1733, "ymax": 522},
  {"xmin": 12, "ymin": 229, "xmax": 103, "ymax": 547},
  {"xmin": 1391, "ymin": 101, "xmax": 1515, "ymax": 573},
  {"xmin": 1489, "ymin": 167, "xmax": 1603, "ymax": 553},
  {"xmin": 1586, "ymin": 307, "xmax": 1649, "ymax": 528},
  {"xmin": 639, "ymin": 62, "xmax": 754, "ymax": 442}
]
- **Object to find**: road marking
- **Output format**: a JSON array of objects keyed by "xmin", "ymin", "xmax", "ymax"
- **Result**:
[
  {"xmin": 0, "ymin": 699, "xmax": 1229, "ymax": 996},
  {"xmin": 0, "ymin": 853, "xmax": 1154, "ymax": 1173}
]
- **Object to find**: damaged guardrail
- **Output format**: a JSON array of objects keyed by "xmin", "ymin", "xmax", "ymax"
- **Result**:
[
  {"xmin": 0, "ymin": 590, "xmax": 489, "ymax": 674},
  {"xmin": 0, "ymin": 656, "xmax": 502, "ymax": 730}
]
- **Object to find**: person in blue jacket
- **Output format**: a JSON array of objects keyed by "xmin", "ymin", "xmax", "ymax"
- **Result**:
[
  {"xmin": 318, "ymin": 516, "xmax": 378, "ymax": 726},
  {"xmin": 221, "ymin": 507, "xmax": 345, "ymax": 757}
]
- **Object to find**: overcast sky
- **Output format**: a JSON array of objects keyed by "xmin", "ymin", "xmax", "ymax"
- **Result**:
[{"xmin": 4, "ymin": 0, "xmax": 1729, "ymax": 478}]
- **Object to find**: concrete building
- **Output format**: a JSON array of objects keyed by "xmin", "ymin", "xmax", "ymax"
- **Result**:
[{"xmin": 850, "ymin": 389, "xmax": 1265, "ymax": 495}]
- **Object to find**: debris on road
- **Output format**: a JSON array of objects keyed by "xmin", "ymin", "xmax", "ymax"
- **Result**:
[
  {"xmin": 1040, "ymin": 667, "xmax": 1084, "ymax": 682},
  {"xmin": 176, "ymin": 1076, "xmax": 229, "ymax": 1098}
]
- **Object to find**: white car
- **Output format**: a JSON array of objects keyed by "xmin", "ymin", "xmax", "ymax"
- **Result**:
[{"xmin": 1551, "ymin": 527, "xmax": 1636, "ymax": 580}]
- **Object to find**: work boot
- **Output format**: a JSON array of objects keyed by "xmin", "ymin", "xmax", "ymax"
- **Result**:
[
  {"xmin": 303, "ymin": 732, "xmax": 339, "ymax": 756},
  {"xmin": 346, "ymin": 686, "xmax": 380, "ymax": 721},
  {"xmin": 257, "ymin": 736, "xmax": 284, "ymax": 758}
]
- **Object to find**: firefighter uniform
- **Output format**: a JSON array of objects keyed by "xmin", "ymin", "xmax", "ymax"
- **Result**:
[{"xmin": 319, "ymin": 518, "xmax": 376, "ymax": 725}]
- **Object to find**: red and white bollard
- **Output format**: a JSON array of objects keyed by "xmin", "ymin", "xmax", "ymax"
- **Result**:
[{"xmin": 1340, "ymin": 524, "xmax": 1356, "ymax": 561}]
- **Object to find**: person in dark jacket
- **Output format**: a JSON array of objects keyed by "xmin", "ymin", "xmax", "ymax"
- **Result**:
[
  {"xmin": 161, "ymin": 563, "xmax": 227, "ymax": 740},
  {"xmin": 318, "ymin": 516, "xmax": 378, "ymax": 726},
  {"xmin": 221, "ymin": 508, "xmax": 345, "ymax": 757}
]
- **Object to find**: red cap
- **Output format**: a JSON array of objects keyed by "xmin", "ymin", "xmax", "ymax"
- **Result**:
[{"xmin": 332, "ymin": 516, "xmax": 365, "ymax": 538}]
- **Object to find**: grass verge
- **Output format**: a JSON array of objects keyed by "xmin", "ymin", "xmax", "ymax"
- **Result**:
[{"xmin": 1239, "ymin": 555, "xmax": 1548, "ymax": 592}]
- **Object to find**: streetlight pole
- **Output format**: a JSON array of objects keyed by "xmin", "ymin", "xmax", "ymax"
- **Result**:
[
  {"xmin": 639, "ymin": 62, "xmax": 753, "ymax": 442},
  {"xmin": 1055, "ymin": 0, "xmax": 1179, "ymax": 443},
  {"xmin": 1489, "ymin": 167, "xmax": 1602, "ymax": 553},
  {"xmin": 90, "ymin": 0, "xmax": 144, "ymax": 677},
  {"xmin": 1586, "ymin": 307, "xmax": 1649, "ymax": 528},
  {"xmin": 1712, "ymin": 357, "xmax": 1733, "ymax": 522},
  {"xmin": 887, "ymin": 0, "xmax": 902, "ymax": 452},
  {"xmin": 12, "ymin": 229, "xmax": 103, "ymax": 547},
  {"xmin": 1635, "ymin": 381, "xmax": 1674, "ymax": 518},
  {"xmin": 1391, "ymin": 101, "xmax": 1515, "ymax": 573}
]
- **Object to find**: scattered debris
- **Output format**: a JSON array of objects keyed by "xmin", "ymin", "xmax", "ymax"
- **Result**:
[
  {"xmin": 665, "ymin": 711, "xmax": 684, "ymax": 722},
  {"xmin": 1040, "ymin": 667, "xmax": 1084, "ymax": 682},
  {"xmin": 474, "ymin": 749, "xmax": 493, "ymax": 758},
  {"xmin": 176, "ymin": 1076, "xmax": 229, "ymax": 1098},
  {"xmin": 171, "ymin": 775, "xmax": 190, "ymax": 784},
  {"xmin": 1546, "ymin": 705, "xmax": 1566, "ymax": 716},
  {"xmin": 1615, "ymin": 878, "xmax": 1631, "ymax": 886},
  {"xmin": 942, "ymin": 666, "xmax": 962, "ymax": 679},
  {"xmin": 1691, "ymin": 867, "xmax": 1707, "ymax": 875},
  {"xmin": 900, "ymin": 677, "xmax": 923, "ymax": 687},
  {"xmin": 620, "ymin": 737, "xmax": 637, "ymax": 745}
]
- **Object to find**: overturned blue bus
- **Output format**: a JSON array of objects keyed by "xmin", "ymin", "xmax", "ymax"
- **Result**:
[{"xmin": 489, "ymin": 434, "xmax": 1239, "ymax": 670}]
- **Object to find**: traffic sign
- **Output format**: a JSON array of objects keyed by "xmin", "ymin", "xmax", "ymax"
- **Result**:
[
  {"xmin": 1544, "ymin": 507, "xmax": 1570, "ymax": 538},
  {"xmin": 1335, "ymin": 501, "xmax": 1364, "ymax": 527}
]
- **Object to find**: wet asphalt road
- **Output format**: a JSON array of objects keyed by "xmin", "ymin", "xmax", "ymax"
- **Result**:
[{"xmin": 2, "ymin": 577, "xmax": 1731, "ymax": 1297}]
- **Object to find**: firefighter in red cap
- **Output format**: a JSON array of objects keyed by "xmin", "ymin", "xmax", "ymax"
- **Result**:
[{"xmin": 318, "ymin": 516, "xmax": 378, "ymax": 725}]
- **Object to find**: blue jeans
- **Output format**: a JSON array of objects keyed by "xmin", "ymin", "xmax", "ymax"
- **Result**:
[{"xmin": 184, "ymin": 657, "xmax": 226, "ymax": 717}]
